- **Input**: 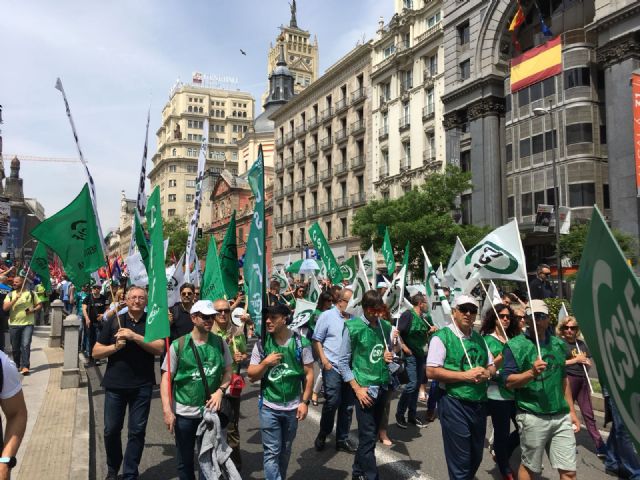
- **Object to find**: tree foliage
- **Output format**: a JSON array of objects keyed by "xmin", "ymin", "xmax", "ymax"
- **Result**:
[
  {"xmin": 352, "ymin": 167, "xmax": 490, "ymax": 276},
  {"xmin": 163, "ymin": 217, "xmax": 208, "ymax": 263},
  {"xmin": 558, "ymin": 221, "xmax": 638, "ymax": 266}
]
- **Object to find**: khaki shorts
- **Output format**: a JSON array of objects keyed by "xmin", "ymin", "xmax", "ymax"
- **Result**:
[{"xmin": 516, "ymin": 411, "xmax": 577, "ymax": 473}]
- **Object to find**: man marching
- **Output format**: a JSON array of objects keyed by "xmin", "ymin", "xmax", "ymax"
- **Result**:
[
  {"xmin": 338, "ymin": 290, "xmax": 394, "ymax": 480},
  {"xmin": 426, "ymin": 294, "xmax": 495, "ymax": 480},
  {"xmin": 248, "ymin": 304, "xmax": 314, "ymax": 480}
]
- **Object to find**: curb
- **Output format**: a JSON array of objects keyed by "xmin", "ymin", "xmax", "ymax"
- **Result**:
[{"xmin": 70, "ymin": 354, "xmax": 90, "ymax": 480}]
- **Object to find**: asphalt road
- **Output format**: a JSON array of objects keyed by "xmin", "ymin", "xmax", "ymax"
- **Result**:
[{"xmin": 87, "ymin": 357, "xmax": 610, "ymax": 480}]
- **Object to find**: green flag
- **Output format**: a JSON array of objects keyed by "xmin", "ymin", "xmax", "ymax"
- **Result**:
[
  {"xmin": 572, "ymin": 207, "xmax": 640, "ymax": 450},
  {"xmin": 308, "ymin": 222, "xmax": 343, "ymax": 284},
  {"xmin": 340, "ymin": 256, "xmax": 357, "ymax": 284},
  {"xmin": 31, "ymin": 184, "xmax": 104, "ymax": 287},
  {"xmin": 201, "ymin": 235, "xmax": 226, "ymax": 301},
  {"xmin": 134, "ymin": 212, "xmax": 150, "ymax": 271},
  {"xmin": 219, "ymin": 211, "xmax": 239, "ymax": 299},
  {"xmin": 31, "ymin": 242, "xmax": 51, "ymax": 293},
  {"xmin": 382, "ymin": 227, "xmax": 395, "ymax": 275},
  {"xmin": 243, "ymin": 146, "xmax": 266, "ymax": 334},
  {"xmin": 144, "ymin": 187, "xmax": 170, "ymax": 342}
]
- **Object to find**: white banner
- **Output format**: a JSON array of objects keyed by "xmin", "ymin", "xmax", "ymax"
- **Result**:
[
  {"xmin": 383, "ymin": 265, "xmax": 408, "ymax": 319},
  {"xmin": 126, "ymin": 252, "xmax": 148, "ymax": 287},
  {"xmin": 289, "ymin": 298, "xmax": 318, "ymax": 331},
  {"xmin": 346, "ymin": 254, "xmax": 370, "ymax": 318},
  {"xmin": 480, "ymin": 280, "xmax": 502, "ymax": 318},
  {"xmin": 362, "ymin": 245, "xmax": 376, "ymax": 287},
  {"xmin": 167, "ymin": 253, "xmax": 186, "ymax": 306}
]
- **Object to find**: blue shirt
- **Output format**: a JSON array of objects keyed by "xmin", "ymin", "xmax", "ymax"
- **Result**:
[{"xmin": 312, "ymin": 306, "xmax": 349, "ymax": 367}]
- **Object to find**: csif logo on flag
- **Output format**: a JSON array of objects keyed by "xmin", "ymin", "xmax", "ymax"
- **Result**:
[
  {"xmin": 290, "ymin": 308, "xmax": 314, "ymax": 330},
  {"xmin": 463, "ymin": 241, "xmax": 519, "ymax": 275},
  {"xmin": 340, "ymin": 263, "xmax": 354, "ymax": 280}
]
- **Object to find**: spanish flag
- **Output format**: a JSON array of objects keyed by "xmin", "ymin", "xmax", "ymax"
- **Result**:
[
  {"xmin": 509, "ymin": 2, "xmax": 525, "ymax": 32},
  {"xmin": 510, "ymin": 36, "xmax": 562, "ymax": 93}
]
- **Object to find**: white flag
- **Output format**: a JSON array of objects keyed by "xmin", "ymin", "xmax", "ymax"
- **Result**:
[
  {"xmin": 126, "ymin": 252, "xmax": 148, "ymax": 287},
  {"xmin": 558, "ymin": 302, "xmax": 569, "ymax": 323},
  {"xmin": 362, "ymin": 245, "xmax": 376, "ymax": 287},
  {"xmin": 447, "ymin": 220, "xmax": 527, "ymax": 294},
  {"xmin": 167, "ymin": 253, "xmax": 186, "ymax": 306},
  {"xmin": 307, "ymin": 273, "xmax": 322, "ymax": 304},
  {"xmin": 444, "ymin": 236, "xmax": 467, "ymax": 289},
  {"xmin": 436, "ymin": 263, "xmax": 444, "ymax": 281},
  {"xmin": 346, "ymin": 254, "xmax": 370, "ymax": 317},
  {"xmin": 272, "ymin": 267, "xmax": 290, "ymax": 294},
  {"xmin": 422, "ymin": 247, "xmax": 452, "ymax": 329},
  {"xmin": 480, "ymin": 280, "xmax": 502, "ymax": 318},
  {"xmin": 289, "ymin": 298, "xmax": 318, "ymax": 331},
  {"xmin": 383, "ymin": 265, "xmax": 407, "ymax": 319}
]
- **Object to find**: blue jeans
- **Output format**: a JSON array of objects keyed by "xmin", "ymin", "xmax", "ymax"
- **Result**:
[
  {"xmin": 353, "ymin": 389, "xmax": 388, "ymax": 480},
  {"xmin": 396, "ymin": 354, "xmax": 425, "ymax": 419},
  {"xmin": 439, "ymin": 394, "xmax": 486, "ymax": 480},
  {"xmin": 427, "ymin": 379, "xmax": 441, "ymax": 412},
  {"xmin": 487, "ymin": 399, "xmax": 520, "ymax": 475},
  {"xmin": 9, "ymin": 324, "xmax": 33, "ymax": 369},
  {"xmin": 174, "ymin": 414, "xmax": 202, "ymax": 480},
  {"xmin": 605, "ymin": 397, "xmax": 640, "ymax": 480},
  {"xmin": 103, "ymin": 386, "xmax": 153, "ymax": 480},
  {"xmin": 259, "ymin": 406, "xmax": 298, "ymax": 480},
  {"xmin": 319, "ymin": 366, "xmax": 354, "ymax": 442}
]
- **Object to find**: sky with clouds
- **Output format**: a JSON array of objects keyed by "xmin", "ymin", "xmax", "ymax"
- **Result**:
[{"xmin": 0, "ymin": 0, "xmax": 393, "ymax": 230}]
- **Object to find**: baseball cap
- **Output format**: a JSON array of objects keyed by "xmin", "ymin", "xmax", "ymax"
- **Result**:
[
  {"xmin": 231, "ymin": 307, "xmax": 244, "ymax": 327},
  {"xmin": 92, "ymin": 283, "xmax": 101, "ymax": 290},
  {"xmin": 452, "ymin": 294, "xmax": 479, "ymax": 309},
  {"xmin": 190, "ymin": 300, "xmax": 217, "ymax": 316},
  {"xmin": 376, "ymin": 281, "xmax": 387, "ymax": 289},
  {"xmin": 528, "ymin": 299, "xmax": 549, "ymax": 315}
]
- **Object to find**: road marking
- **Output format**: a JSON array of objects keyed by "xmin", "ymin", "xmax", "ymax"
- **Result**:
[{"xmin": 305, "ymin": 406, "xmax": 437, "ymax": 480}]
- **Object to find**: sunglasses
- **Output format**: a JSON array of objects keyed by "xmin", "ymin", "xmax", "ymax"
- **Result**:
[
  {"xmin": 458, "ymin": 305, "xmax": 478, "ymax": 315},
  {"xmin": 498, "ymin": 313, "xmax": 511, "ymax": 319},
  {"xmin": 199, "ymin": 314, "xmax": 215, "ymax": 321},
  {"xmin": 516, "ymin": 315, "xmax": 526, "ymax": 319},
  {"xmin": 534, "ymin": 313, "xmax": 549, "ymax": 321},
  {"xmin": 563, "ymin": 325, "xmax": 578, "ymax": 331},
  {"xmin": 181, "ymin": 291, "xmax": 194, "ymax": 296},
  {"xmin": 217, "ymin": 309, "xmax": 231, "ymax": 314}
]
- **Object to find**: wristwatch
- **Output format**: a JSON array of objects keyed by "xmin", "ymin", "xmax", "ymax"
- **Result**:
[
  {"xmin": 0, "ymin": 457, "xmax": 16, "ymax": 468},
  {"xmin": 302, "ymin": 399, "xmax": 311, "ymax": 406}
]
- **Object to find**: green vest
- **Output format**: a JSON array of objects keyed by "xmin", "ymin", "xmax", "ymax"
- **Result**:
[
  {"xmin": 345, "ymin": 317, "xmax": 391, "ymax": 387},
  {"xmin": 483, "ymin": 334, "xmax": 514, "ymax": 401},
  {"xmin": 262, "ymin": 333, "xmax": 310, "ymax": 404},
  {"xmin": 507, "ymin": 334, "xmax": 569, "ymax": 415},
  {"xmin": 434, "ymin": 326, "xmax": 489, "ymax": 402},
  {"xmin": 404, "ymin": 310, "xmax": 429, "ymax": 356},
  {"xmin": 214, "ymin": 328, "xmax": 246, "ymax": 373},
  {"xmin": 173, "ymin": 333, "xmax": 225, "ymax": 408}
]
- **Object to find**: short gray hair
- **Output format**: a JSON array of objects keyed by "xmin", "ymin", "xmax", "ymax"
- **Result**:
[{"xmin": 126, "ymin": 286, "xmax": 147, "ymax": 299}]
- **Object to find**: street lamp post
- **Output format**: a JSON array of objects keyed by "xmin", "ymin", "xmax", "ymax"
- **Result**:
[{"xmin": 533, "ymin": 103, "xmax": 563, "ymax": 299}]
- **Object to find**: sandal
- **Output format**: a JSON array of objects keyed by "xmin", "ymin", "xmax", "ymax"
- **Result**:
[{"xmin": 378, "ymin": 437, "xmax": 393, "ymax": 446}]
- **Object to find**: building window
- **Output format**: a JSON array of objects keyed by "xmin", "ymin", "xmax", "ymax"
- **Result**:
[
  {"xmin": 426, "ymin": 12, "xmax": 441, "ymax": 28},
  {"xmin": 326, "ymin": 221, "xmax": 332, "ymax": 240},
  {"xmin": 425, "ymin": 88, "xmax": 435, "ymax": 114},
  {"xmin": 341, "ymin": 218, "xmax": 348, "ymax": 238},
  {"xmin": 507, "ymin": 196, "xmax": 515, "ymax": 218},
  {"xmin": 519, "ymin": 138, "xmax": 531, "ymax": 158},
  {"xmin": 187, "ymin": 165, "xmax": 198, "ymax": 173},
  {"xmin": 168, "ymin": 194, "xmax": 176, "ymax": 202},
  {"xmin": 168, "ymin": 179, "xmax": 177, "ymax": 187},
  {"xmin": 545, "ymin": 130, "xmax": 557, "ymax": 150},
  {"xmin": 529, "ymin": 82, "xmax": 542, "ymax": 102},
  {"xmin": 564, "ymin": 67, "xmax": 591, "ymax": 89},
  {"xmin": 534, "ymin": 190, "xmax": 545, "ymax": 209},
  {"xmin": 461, "ymin": 193, "xmax": 472, "ymax": 224},
  {"xmin": 186, "ymin": 179, "xmax": 196, "ymax": 188},
  {"xmin": 427, "ymin": 53, "xmax": 438, "ymax": 76},
  {"xmin": 569, "ymin": 182, "xmax": 596, "ymax": 207},
  {"xmin": 505, "ymin": 94, "xmax": 511, "ymax": 113},
  {"xmin": 168, "ymin": 164, "xmax": 177, "ymax": 173},
  {"xmin": 238, "ymin": 228, "xmax": 244, "ymax": 242},
  {"xmin": 603, "ymin": 184, "xmax": 610, "ymax": 209},
  {"xmin": 381, "ymin": 82, "xmax": 391, "ymax": 102},
  {"xmin": 403, "ymin": 0, "xmax": 413, "ymax": 9},
  {"xmin": 531, "ymin": 134, "xmax": 544, "ymax": 155},
  {"xmin": 546, "ymin": 187, "xmax": 558, "ymax": 206},
  {"xmin": 172, "ymin": 148, "xmax": 177, "ymax": 156},
  {"xmin": 460, "ymin": 150, "xmax": 471, "ymax": 173},
  {"xmin": 186, "ymin": 194, "xmax": 194, "ymax": 202},
  {"xmin": 506, "ymin": 144, "xmax": 513, "ymax": 163},
  {"xmin": 383, "ymin": 43, "xmax": 396, "ymax": 59},
  {"xmin": 566, "ymin": 123, "xmax": 593, "ymax": 145},
  {"xmin": 457, "ymin": 21, "xmax": 470, "ymax": 45},
  {"xmin": 382, "ymin": 191, "xmax": 390, "ymax": 201},
  {"xmin": 542, "ymin": 77, "xmax": 556, "ymax": 97},
  {"xmin": 518, "ymin": 88, "xmax": 529, "ymax": 107},
  {"xmin": 460, "ymin": 60, "xmax": 471, "ymax": 80},
  {"xmin": 521, "ymin": 192, "xmax": 533, "ymax": 216},
  {"xmin": 168, "ymin": 209, "xmax": 176, "ymax": 217},
  {"xmin": 600, "ymin": 124, "xmax": 607, "ymax": 144}
]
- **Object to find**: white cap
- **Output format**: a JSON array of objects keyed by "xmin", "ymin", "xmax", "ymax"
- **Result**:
[
  {"xmin": 376, "ymin": 281, "xmax": 387, "ymax": 289},
  {"xmin": 528, "ymin": 299, "xmax": 549, "ymax": 315},
  {"xmin": 231, "ymin": 307, "xmax": 245, "ymax": 327},
  {"xmin": 452, "ymin": 294, "xmax": 479, "ymax": 309},
  {"xmin": 190, "ymin": 300, "xmax": 217, "ymax": 316}
]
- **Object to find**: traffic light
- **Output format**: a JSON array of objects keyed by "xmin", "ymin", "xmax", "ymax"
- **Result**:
[{"xmin": 197, "ymin": 227, "xmax": 203, "ymax": 239}]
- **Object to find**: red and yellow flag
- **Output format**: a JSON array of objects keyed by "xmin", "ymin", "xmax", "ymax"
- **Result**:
[
  {"xmin": 510, "ymin": 36, "xmax": 562, "ymax": 92},
  {"xmin": 509, "ymin": 2, "xmax": 525, "ymax": 32}
]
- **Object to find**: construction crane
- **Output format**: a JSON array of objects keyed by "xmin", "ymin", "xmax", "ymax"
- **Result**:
[{"xmin": 0, "ymin": 154, "xmax": 83, "ymax": 164}]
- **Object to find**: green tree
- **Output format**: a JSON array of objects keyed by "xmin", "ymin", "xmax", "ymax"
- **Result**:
[
  {"xmin": 559, "ymin": 221, "xmax": 638, "ymax": 266},
  {"xmin": 162, "ymin": 218, "xmax": 208, "ymax": 263},
  {"xmin": 352, "ymin": 166, "xmax": 490, "ymax": 276}
]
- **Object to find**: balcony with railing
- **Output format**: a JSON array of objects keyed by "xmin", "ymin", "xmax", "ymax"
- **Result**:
[
  {"xmin": 295, "ymin": 150, "xmax": 306, "ymax": 164},
  {"xmin": 284, "ymin": 131, "xmax": 295, "ymax": 144},
  {"xmin": 415, "ymin": 21, "xmax": 443, "ymax": 46},
  {"xmin": 422, "ymin": 105, "xmax": 435, "ymax": 121},
  {"xmin": 399, "ymin": 115, "xmax": 411, "ymax": 131},
  {"xmin": 350, "ymin": 154, "xmax": 366, "ymax": 170},
  {"xmin": 378, "ymin": 125, "xmax": 389, "ymax": 140},
  {"xmin": 319, "ymin": 168, "xmax": 332, "ymax": 182},
  {"xmin": 307, "ymin": 205, "xmax": 319, "ymax": 217},
  {"xmin": 423, "ymin": 68, "xmax": 436, "ymax": 87},
  {"xmin": 284, "ymin": 156, "xmax": 295, "ymax": 168},
  {"xmin": 334, "ymin": 161, "xmax": 348, "ymax": 176},
  {"xmin": 334, "ymin": 197, "xmax": 348, "ymax": 210},
  {"xmin": 295, "ymin": 178, "xmax": 306, "ymax": 191},
  {"xmin": 307, "ymin": 116, "xmax": 319, "ymax": 130},
  {"xmin": 320, "ymin": 136, "xmax": 333, "ymax": 150},
  {"xmin": 399, "ymin": 156, "xmax": 411, "ymax": 172},
  {"xmin": 274, "ymin": 187, "xmax": 283, "ymax": 198},
  {"xmin": 423, "ymin": 150, "xmax": 437, "ymax": 166},
  {"xmin": 274, "ymin": 215, "xmax": 283, "ymax": 226},
  {"xmin": 307, "ymin": 143, "xmax": 319, "ymax": 157},
  {"xmin": 307, "ymin": 174, "xmax": 319, "ymax": 187},
  {"xmin": 350, "ymin": 120, "xmax": 365, "ymax": 136},
  {"xmin": 319, "ymin": 201, "xmax": 333, "ymax": 214},
  {"xmin": 400, "ymin": 80, "xmax": 413, "ymax": 96},
  {"xmin": 283, "ymin": 213, "xmax": 293, "ymax": 224},
  {"xmin": 283, "ymin": 184, "xmax": 293, "ymax": 196},
  {"xmin": 295, "ymin": 124, "xmax": 306, "ymax": 138},
  {"xmin": 321, "ymin": 106, "xmax": 334, "ymax": 122},
  {"xmin": 335, "ymin": 97, "xmax": 348, "ymax": 114},
  {"xmin": 276, "ymin": 137, "xmax": 284, "ymax": 149},
  {"xmin": 379, "ymin": 163, "xmax": 389, "ymax": 177},
  {"xmin": 275, "ymin": 159, "xmax": 284, "ymax": 172},
  {"xmin": 351, "ymin": 192, "xmax": 366, "ymax": 207},
  {"xmin": 351, "ymin": 87, "xmax": 366, "ymax": 105},
  {"xmin": 294, "ymin": 210, "xmax": 305, "ymax": 221},
  {"xmin": 335, "ymin": 129, "xmax": 348, "ymax": 144}
]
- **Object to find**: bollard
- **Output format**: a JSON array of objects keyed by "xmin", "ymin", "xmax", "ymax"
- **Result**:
[
  {"xmin": 61, "ymin": 314, "xmax": 81, "ymax": 389},
  {"xmin": 49, "ymin": 299, "xmax": 65, "ymax": 348}
]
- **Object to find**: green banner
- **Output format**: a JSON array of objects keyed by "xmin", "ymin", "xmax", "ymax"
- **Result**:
[
  {"xmin": 219, "ymin": 211, "xmax": 239, "ymax": 299},
  {"xmin": 31, "ymin": 242, "xmax": 51, "ymax": 293},
  {"xmin": 134, "ymin": 212, "xmax": 150, "ymax": 271},
  {"xmin": 243, "ymin": 147, "xmax": 266, "ymax": 334},
  {"xmin": 382, "ymin": 227, "xmax": 395, "ymax": 275},
  {"xmin": 308, "ymin": 222, "xmax": 343, "ymax": 284},
  {"xmin": 572, "ymin": 207, "xmax": 640, "ymax": 450},
  {"xmin": 31, "ymin": 184, "xmax": 104, "ymax": 287},
  {"xmin": 201, "ymin": 235, "xmax": 226, "ymax": 301},
  {"xmin": 340, "ymin": 256, "xmax": 357, "ymax": 284},
  {"xmin": 144, "ymin": 187, "xmax": 170, "ymax": 342}
]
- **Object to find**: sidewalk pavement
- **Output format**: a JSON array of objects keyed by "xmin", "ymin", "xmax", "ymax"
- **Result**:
[{"xmin": 4, "ymin": 326, "xmax": 89, "ymax": 480}]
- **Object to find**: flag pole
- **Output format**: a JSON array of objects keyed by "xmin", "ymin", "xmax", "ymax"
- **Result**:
[
  {"xmin": 18, "ymin": 244, "xmax": 38, "ymax": 296},
  {"xmin": 260, "ymin": 144, "xmax": 268, "ymax": 353},
  {"xmin": 478, "ymin": 281, "xmax": 509, "ymax": 339},
  {"xmin": 574, "ymin": 338, "xmax": 594, "ymax": 394}
]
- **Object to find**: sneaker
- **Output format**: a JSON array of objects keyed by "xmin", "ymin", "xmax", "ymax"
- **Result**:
[
  {"xmin": 20, "ymin": 368, "xmax": 30, "ymax": 376},
  {"xmin": 408, "ymin": 417, "xmax": 428, "ymax": 428},
  {"xmin": 395, "ymin": 414, "xmax": 408, "ymax": 429},
  {"xmin": 336, "ymin": 440, "xmax": 358, "ymax": 453},
  {"xmin": 314, "ymin": 433, "xmax": 326, "ymax": 452},
  {"xmin": 596, "ymin": 445, "xmax": 608, "ymax": 459}
]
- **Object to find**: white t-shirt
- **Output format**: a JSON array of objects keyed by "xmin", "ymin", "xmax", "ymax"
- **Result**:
[{"xmin": 0, "ymin": 351, "xmax": 23, "ymax": 400}]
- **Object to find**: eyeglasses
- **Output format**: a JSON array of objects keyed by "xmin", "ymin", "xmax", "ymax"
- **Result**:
[
  {"xmin": 515, "ymin": 315, "xmax": 526, "ymax": 319},
  {"xmin": 128, "ymin": 296, "xmax": 146, "ymax": 301},
  {"xmin": 498, "ymin": 313, "xmax": 511, "ymax": 319},
  {"xmin": 199, "ymin": 314, "xmax": 215, "ymax": 321},
  {"xmin": 217, "ymin": 309, "xmax": 231, "ymax": 314},
  {"xmin": 563, "ymin": 325, "xmax": 578, "ymax": 331},
  {"xmin": 534, "ymin": 313, "xmax": 549, "ymax": 321},
  {"xmin": 458, "ymin": 305, "xmax": 478, "ymax": 315},
  {"xmin": 181, "ymin": 291, "xmax": 194, "ymax": 296}
]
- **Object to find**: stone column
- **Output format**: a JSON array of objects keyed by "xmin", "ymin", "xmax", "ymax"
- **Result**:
[
  {"xmin": 61, "ymin": 314, "xmax": 80, "ymax": 389},
  {"xmin": 48, "ymin": 299, "xmax": 64, "ymax": 348}
]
